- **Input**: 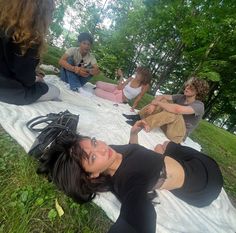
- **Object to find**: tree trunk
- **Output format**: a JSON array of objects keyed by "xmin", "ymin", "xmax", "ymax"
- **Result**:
[
  {"xmin": 227, "ymin": 125, "xmax": 236, "ymax": 133},
  {"xmin": 220, "ymin": 116, "xmax": 229, "ymax": 128},
  {"xmin": 203, "ymin": 89, "xmax": 221, "ymax": 119},
  {"xmin": 194, "ymin": 36, "xmax": 220, "ymax": 73},
  {"xmin": 152, "ymin": 42, "xmax": 185, "ymax": 94}
]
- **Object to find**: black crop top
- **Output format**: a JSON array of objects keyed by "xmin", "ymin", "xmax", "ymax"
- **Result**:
[
  {"xmin": 108, "ymin": 144, "xmax": 165, "ymax": 233},
  {"xmin": 107, "ymin": 143, "xmax": 223, "ymax": 232}
]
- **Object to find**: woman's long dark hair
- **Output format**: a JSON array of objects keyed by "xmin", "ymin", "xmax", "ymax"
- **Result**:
[{"xmin": 37, "ymin": 133, "xmax": 112, "ymax": 204}]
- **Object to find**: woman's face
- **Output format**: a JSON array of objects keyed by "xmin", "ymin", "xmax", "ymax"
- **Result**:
[
  {"xmin": 135, "ymin": 72, "xmax": 143, "ymax": 81},
  {"xmin": 79, "ymin": 138, "xmax": 116, "ymax": 178},
  {"xmin": 184, "ymin": 83, "xmax": 197, "ymax": 97}
]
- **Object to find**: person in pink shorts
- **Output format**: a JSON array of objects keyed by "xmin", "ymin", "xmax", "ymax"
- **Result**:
[{"xmin": 95, "ymin": 67, "xmax": 152, "ymax": 111}]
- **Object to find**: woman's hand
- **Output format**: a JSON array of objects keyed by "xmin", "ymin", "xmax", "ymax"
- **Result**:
[
  {"xmin": 129, "ymin": 120, "xmax": 150, "ymax": 144},
  {"xmin": 131, "ymin": 120, "xmax": 150, "ymax": 134},
  {"xmin": 116, "ymin": 68, "xmax": 124, "ymax": 78}
]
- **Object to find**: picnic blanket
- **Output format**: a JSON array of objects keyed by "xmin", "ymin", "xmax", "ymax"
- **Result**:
[{"xmin": 0, "ymin": 75, "xmax": 235, "ymax": 233}]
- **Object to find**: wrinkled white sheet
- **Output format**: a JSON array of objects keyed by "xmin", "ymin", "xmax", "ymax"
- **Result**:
[{"xmin": 0, "ymin": 75, "xmax": 235, "ymax": 233}]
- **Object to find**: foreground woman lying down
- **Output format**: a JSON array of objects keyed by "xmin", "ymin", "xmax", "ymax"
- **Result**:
[{"xmin": 37, "ymin": 121, "xmax": 223, "ymax": 233}]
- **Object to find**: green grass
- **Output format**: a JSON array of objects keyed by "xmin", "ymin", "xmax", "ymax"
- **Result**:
[
  {"xmin": 190, "ymin": 121, "xmax": 236, "ymax": 198},
  {"xmin": 42, "ymin": 45, "xmax": 65, "ymax": 68},
  {"xmin": 0, "ymin": 45, "xmax": 232, "ymax": 232},
  {"xmin": 0, "ymin": 129, "xmax": 112, "ymax": 233},
  {"xmin": 1, "ymin": 122, "xmax": 236, "ymax": 232},
  {"xmin": 41, "ymin": 44, "xmax": 236, "ymax": 199}
]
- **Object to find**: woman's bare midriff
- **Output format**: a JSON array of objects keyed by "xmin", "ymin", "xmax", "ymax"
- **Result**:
[{"xmin": 158, "ymin": 156, "xmax": 185, "ymax": 190}]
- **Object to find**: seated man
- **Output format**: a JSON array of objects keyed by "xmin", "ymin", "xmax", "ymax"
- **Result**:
[
  {"xmin": 123, "ymin": 77, "xmax": 209, "ymax": 143},
  {"xmin": 59, "ymin": 32, "xmax": 100, "ymax": 95}
]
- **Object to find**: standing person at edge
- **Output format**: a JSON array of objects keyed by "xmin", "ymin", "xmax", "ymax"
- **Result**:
[
  {"xmin": 123, "ymin": 77, "xmax": 209, "ymax": 143},
  {"xmin": 0, "ymin": 0, "xmax": 60, "ymax": 105},
  {"xmin": 59, "ymin": 32, "xmax": 100, "ymax": 96}
]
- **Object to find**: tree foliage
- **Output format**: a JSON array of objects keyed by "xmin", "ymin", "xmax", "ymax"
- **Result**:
[{"xmin": 47, "ymin": 0, "xmax": 236, "ymax": 132}]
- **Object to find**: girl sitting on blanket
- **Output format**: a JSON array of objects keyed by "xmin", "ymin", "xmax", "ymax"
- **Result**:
[
  {"xmin": 37, "ymin": 120, "xmax": 223, "ymax": 233},
  {"xmin": 0, "ymin": 0, "xmax": 60, "ymax": 105},
  {"xmin": 95, "ymin": 67, "xmax": 151, "ymax": 112}
]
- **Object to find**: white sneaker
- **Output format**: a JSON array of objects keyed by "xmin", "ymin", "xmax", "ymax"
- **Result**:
[{"xmin": 78, "ymin": 87, "xmax": 93, "ymax": 97}]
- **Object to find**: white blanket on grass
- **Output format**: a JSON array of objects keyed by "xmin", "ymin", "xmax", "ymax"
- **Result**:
[{"xmin": 0, "ymin": 75, "xmax": 235, "ymax": 233}]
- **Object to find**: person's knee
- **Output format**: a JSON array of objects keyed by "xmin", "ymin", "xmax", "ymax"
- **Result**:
[
  {"xmin": 52, "ymin": 85, "xmax": 60, "ymax": 97},
  {"xmin": 96, "ymin": 81, "xmax": 103, "ymax": 88},
  {"xmin": 37, "ymin": 83, "xmax": 60, "ymax": 101},
  {"xmin": 154, "ymin": 144, "xmax": 165, "ymax": 154},
  {"xmin": 154, "ymin": 141, "xmax": 170, "ymax": 154},
  {"xmin": 94, "ymin": 88, "xmax": 104, "ymax": 97},
  {"xmin": 165, "ymin": 131, "xmax": 184, "ymax": 144}
]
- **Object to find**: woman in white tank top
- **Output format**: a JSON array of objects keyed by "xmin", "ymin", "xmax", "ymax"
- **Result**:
[{"xmin": 95, "ymin": 67, "xmax": 151, "ymax": 111}]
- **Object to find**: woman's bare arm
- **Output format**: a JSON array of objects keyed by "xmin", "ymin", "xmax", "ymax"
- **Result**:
[
  {"xmin": 129, "ymin": 120, "xmax": 150, "ymax": 144},
  {"xmin": 131, "ymin": 84, "xmax": 150, "ymax": 111}
]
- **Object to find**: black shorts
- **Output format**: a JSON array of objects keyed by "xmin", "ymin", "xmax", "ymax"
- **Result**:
[{"xmin": 164, "ymin": 142, "xmax": 223, "ymax": 207}]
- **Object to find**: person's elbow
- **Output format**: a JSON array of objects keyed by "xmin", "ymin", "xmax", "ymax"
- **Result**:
[
  {"xmin": 58, "ymin": 58, "xmax": 64, "ymax": 67},
  {"xmin": 59, "ymin": 55, "xmax": 68, "ymax": 67}
]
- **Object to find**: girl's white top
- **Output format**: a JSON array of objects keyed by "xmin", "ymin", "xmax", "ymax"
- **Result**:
[{"xmin": 123, "ymin": 80, "xmax": 142, "ymax": 100}]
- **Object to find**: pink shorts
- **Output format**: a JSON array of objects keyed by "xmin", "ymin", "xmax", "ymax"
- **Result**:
[{"xmin": 95, "ymin": 81, "xmax": 123, "ymax": 103}]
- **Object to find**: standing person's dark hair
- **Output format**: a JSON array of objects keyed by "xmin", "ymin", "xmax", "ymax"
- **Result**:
[{"xmin": 0, "ymin": 0, "xmax": 60, "ymax": 105}]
